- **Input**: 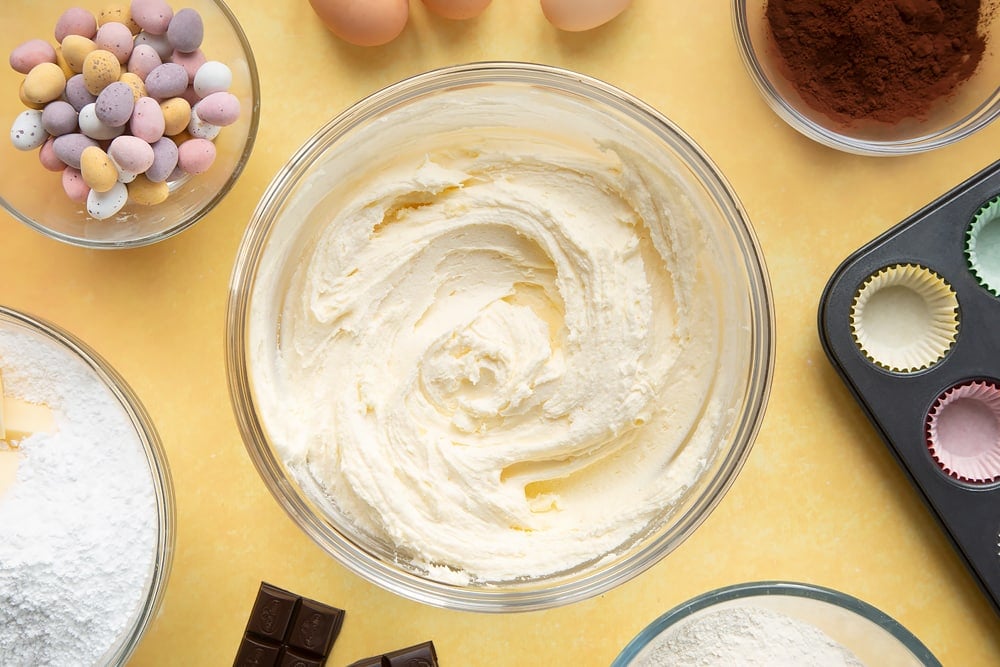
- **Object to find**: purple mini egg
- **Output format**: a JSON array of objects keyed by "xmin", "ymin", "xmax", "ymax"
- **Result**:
[
  {"xmin": 65, "ymin": 74, "xmax": 98, "ymax": 112},
  {"xmin": 146, "ymin": 136, "xmax": 178, "ymax": 182},
  {"xmin": 95, "ymin": 21, "xmax": 134, "ymax": 64},
  {"xmin": 134, "ymin": 30, "xmax": 173, "ymax": 60},
  {"xmin": 166, "ymin": 8, "xmax": 204, "ymax": 53},
  {"xmin": 109, "ymin": 134, "xmax": 155, "ymax": 173},
  {"xmin": 53, "ymin": 132, "xmax": 100, "ymax": 169},
  {"xmin": 41, "ymin": 100, "xmax": 79, "ymax": 137},
  {"xmin": 131, "ymin": 0, "xmax": 174, "ymax": 35},
  {"xmin": 130, "ymin": 96, "xmax": 165, "ymax": 143},
  {"xmin": 95, "ymin": 82, "xmax": 135, "ymax": 127},
  {"xmin": 127, "ymin": 44, "xmax": 162, "ymax": 80},
  {"xmin": 194, "ymin": 92, "xmax": 240, "ymax": 127},
  {"xmin": 145, "ymin": 62, "xmax": 188, "ymax": 99}
]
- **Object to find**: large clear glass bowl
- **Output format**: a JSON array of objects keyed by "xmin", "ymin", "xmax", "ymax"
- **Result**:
[
  {"xmin": 733, "ymin": 0, "xmax": 1000, "ymax": 155},
  {"xmin": 613, "ymin": 581, "xmax": 940, "ymax": 666},
  {"xmin": 0, "ymin": 0, "xmax": 260, "ymax": 248},
  {"xmin": 0, "ymin": 305, "xmax": 174, "ymax": 664},
  {"xmin": 227, "ymin": 62, "xmax": 774, "ymax": 612}
]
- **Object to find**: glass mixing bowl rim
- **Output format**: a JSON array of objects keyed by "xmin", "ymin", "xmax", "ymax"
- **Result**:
[
  {"xmin": 226, "ymin": 61, "xmax": 775, "ymax": 612},
  {"xmin": 611, "ymin": 580, "xmax": 941, "ymax": 666}
]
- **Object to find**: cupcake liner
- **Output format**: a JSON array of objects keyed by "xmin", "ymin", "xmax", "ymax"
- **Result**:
[
  {"xmin": 850, "ymin": 264, "xmax": 959, "ymax": 373},
  {"xmin": 925, "ymin": 380, "xmax": 1000, "ymax": 485},
  {"xmin": 965, "ymin": 195, "xmax": 1000, "ymax": 296}
]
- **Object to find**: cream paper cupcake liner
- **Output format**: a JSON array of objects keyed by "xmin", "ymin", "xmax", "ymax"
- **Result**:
[
  {"xmin": 966, "ymin": 195, "xmax": 1000, "ymax": 297},
  {"xmin": 925, "ymin": 381, "xmax": 1000, "ymax": 485},
  {"xmin": 849, "ymin": 264, "xmax": 959, "ymax": 373}
]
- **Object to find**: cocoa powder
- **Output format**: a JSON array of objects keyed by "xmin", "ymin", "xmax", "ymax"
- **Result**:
[{"xmin": 765, "ymin": 0, "xmax": 989, "ymax": 124}]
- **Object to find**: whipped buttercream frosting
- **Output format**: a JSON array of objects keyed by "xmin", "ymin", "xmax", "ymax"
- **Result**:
[{"xmin": 250, "ymin": 88, "xmax": 747, "ymax": 584}]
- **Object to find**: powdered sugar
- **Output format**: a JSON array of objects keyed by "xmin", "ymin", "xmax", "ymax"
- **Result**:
[
  {"xmin": 633, "ymin": 605, "xmax": 865, "ymax": 666},
  {"xmin": 0, "ymin": 325, "xmax": 159, "ymax": 666}
]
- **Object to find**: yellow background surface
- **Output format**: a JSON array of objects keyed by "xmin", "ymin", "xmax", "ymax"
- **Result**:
[{"xmin": 2, "ymin": 1, "xmax": 1000, "ymax": 665}]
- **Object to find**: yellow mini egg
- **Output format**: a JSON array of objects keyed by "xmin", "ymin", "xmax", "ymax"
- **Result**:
[
  {"xmin": 540, "ymin": 0, "xmax": 632, "ymax": 32},
  {"xmin": 422, "ymin": 0, "xmax": 491, "ymax": 20},
  {"xmin": 99, "ymin": 4, "xmax": 141, "ymax": 34},
  {"xmin": 119, "ymin": 72, "xmax": 147, "ymax": 101},
  {"xmin": 23, "ymin": 62, "xmax": 67, "ymax": 104},
  {"xmin": 82, "ymin": 49, "xmax": 121, "ymax": 95},
  {"xmin": 18, "ymin": 81, "xmax": 46, "ymax": 110},
  {"xmin": 80, "ymin": 145, "xmax": 119, "ymax": 193},
  {"xmin": 127, "ymin": 175, "xmax": 170, "ymax": 206},
  {"xmin": 54, "ymin": 46, "xmax": 75, "ymax": 78},
  {"xmin": 309, "ymin": 0, "xmax": 409, "ymax": 47},
  {"xmin": 160, "ymin": 97, "xmax": 191, "ymax": 136},
  {"xmin": 61, "ymin": 35, "xmax": 97, "ymax": 73}
]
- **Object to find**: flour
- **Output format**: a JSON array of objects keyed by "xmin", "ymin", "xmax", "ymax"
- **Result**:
[
  {"xmin": 633, "ymin": 605, "xmax": 866, "ymax": 666},
  {"xmin": 0, "ymin": 327, "xmax": 159, "ymax": 666}
]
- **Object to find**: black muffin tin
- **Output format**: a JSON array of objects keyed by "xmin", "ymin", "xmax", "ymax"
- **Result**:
[{"xmin": 818, "ymin": 159, "xmax": 1000, "ymax": 618}]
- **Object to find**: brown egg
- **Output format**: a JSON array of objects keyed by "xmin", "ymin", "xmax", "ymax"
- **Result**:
[
  {"xmin": 540, "ymin": 0, "xmax": 632, "ymax": 32},
  {"xmin": 309, "ymin": 0, "xmax": 409, "ymax": 46},
  {"xmin": 422, "ymin": 0, "xmax": 492, "ymax": 20}
]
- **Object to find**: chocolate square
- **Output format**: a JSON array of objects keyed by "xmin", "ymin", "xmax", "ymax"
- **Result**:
[
  {"xmin": 279, "ymin": 648, "xmax": 326, "ymax": 667},
  {"xmin": 287, "ymin": 597, "xmax": 345, "ymax": 657},
  {"xmin": 384, "ymin": 641, "xmax": 438, "ymax": 667},
  {"xmin": 246, "ymin": 582, "xmax": 299, "ymax": 641},
  {"xmin": 234, "ymin": 635, "xmax": 282, "ymax": 667}
]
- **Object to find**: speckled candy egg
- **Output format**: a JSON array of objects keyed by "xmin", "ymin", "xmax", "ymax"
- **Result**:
[
  {"xmin": 23, "ymin": 62, "xmax": 67, "ymax": 104},
  {"xmin": 134, "ymin": 30, "xmax": 173, "ymax": 60},
  {"xmin": 9, "ymin": 39, "xmax": 57, "ymax": 75},
  {"xmin": 87, "ymin": 180, "xmax": 128, "ymax": 219},
  {"xmin": 194, "ymin": 91, "xmax": 239, "ymax": 126},
  {"xmin": 95, "ymin": 81, "xmax": 135, "ymax": 126},
  {"xmin": 145, "ymin": 62, "xmax": 188, "ymax": 99},
  {"xmin": 55, "ymin": 7, "xmax": 98, "ymax": 41},
  {"xmin": 62, "ymin": 167, "xmax": 90, "ymax": 202},
  {"xmin": 10, "ymin": 110, "xmax": 47, "ymax": 151},
  {"xmin": 170, "ymin": 48, "xmax": 206, "ymax": 81},
  {"xmin": 41, "ymin": 100, "xmax": 79, "ymax": 136},
  {"xmin": 127, "ymin": 174, "xmax": 169, "ymax": 205},
  {"xmin": 130, "ymin": 96, "xmax": 165, "ymax": 142},
  {"xmin": 126, "ymin": 43, "xmax": 162, "ymax": 79},
  {"xmin": 79, "ymin": 102, "xmax": 124, "ymax": 140},
  {"xmin": 187, "ymin": 106, "xmax": 219, "ymax": 139},
  {"xmin": 118, "ymin": 72, "xmax": 147, "ymax": 101},
  {"xmin": 131, "ymin": 0, "xmax": 174, "ymax": 35},
  {"xmin": 192, "ymin": 60, "xmax": 231, "ymax": 97},
  {"xmin": 80, "ymin": 145, "xmax": 118, "ymax": 192},
  {"xmin": 53, "ymin": 132, "xmax": 99, "ymax": 169},
  {"xmin": 177, "ymin": 136, "xmax": 215, "ymax": 174},
  {"xmin": 98, "ymin": 4, "xmax": 141, "ymax": 34},
  {"xmin": 108, "ymin": 134, "xmax": 155, "ymax": 173},
  {"xmin": 82, "ymin": 49, "xmax": 121, "ymax": 94},
  {"xmin": 38, "ymin": 137, "xmax": 64, "ymax": 171},
  {"xmin": 159, "ymin": 97, "xmax": 190, "ymax": 136},
  {"xmin": 166, "ymin": 8, "xmax": 204, "ymax": 53},
  {"xmin": 61, "ymin": 35, "xmax": 97, "ymax": 73},
  {"xmin": 95, "ymin": 21, "xmax": 134, "ymax": 63},
  {"xmin": 65, "ymin": 74, "xmax": 98, "ymax": 111},
  {"xmin": 145, "ymin": 136, "xmax": 178, "ymax": 182}
]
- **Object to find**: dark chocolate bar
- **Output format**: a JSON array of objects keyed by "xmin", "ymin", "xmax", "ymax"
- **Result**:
[
  {"xmin": 346, "ymin": 640, "xmax": 438, "ymax": 667},
  {"xmin": 234, "ymin": 582, "xmax": 345, "ymax": 667}
]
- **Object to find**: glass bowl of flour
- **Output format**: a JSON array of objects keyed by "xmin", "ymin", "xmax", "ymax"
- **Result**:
[
  {"xmin": 227, "ymin": 62, "xmax": 774, "ymax": 611},
  {"xmin": 613, "ymin": 581, "xmax": 940, "ymax": 666},
  {"xmin": 0, "ymin": 306, "xmax": 174, "ymax": 664}
]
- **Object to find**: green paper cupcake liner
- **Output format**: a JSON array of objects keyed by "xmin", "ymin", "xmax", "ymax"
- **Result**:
[{"xmin": 965, "ymin": 195, "xmax": 1000, "ymax": 296}]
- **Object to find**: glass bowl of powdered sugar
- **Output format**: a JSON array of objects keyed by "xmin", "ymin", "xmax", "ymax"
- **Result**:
[
  {"xmin": 0, "ymin": 306, "xmax": 174, "ymax": 664},
  {"xmin": 733, "ymin": 0, "xmax": 1000, "ymax": 155},
  {"xmin": 612, "ymin": 581, "xmax": 940, "ymax": 666}
]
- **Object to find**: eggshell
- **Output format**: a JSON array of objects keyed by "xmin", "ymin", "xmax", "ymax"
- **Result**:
[
  {"xmin": 10, "ymin": 110, "xmax": 47, "ymax": 151},
  {"xmin": 95, "ymin": 21, "xmax": 134, "ymax": 63},
  {"xmin": 131, "ymin": 0, "xmax": 174, "ymax": 35},
  {"xmin": 170, "ymin": 48, "xmax": 206, "ymax": 81},
  {"xmin": 81, "ymin": 145, "xmax": 118, "ymax": 192},
  {"xmin": 422, "ymin": 0, "xmax": 491, "ymax": 20},
  {"xmin": 540, "ymin": 0, "xmax": 631, "ymax": 31},
  {"xmin": 99, "ymin": 4, "xmax": 141, "ymax": 34},
  {"xmin": 146, "ymin": 136, "xmax": 178, "ymax": 182},
  {"xmin": 65, "ymin": 74, "xmax": 98, "ymax": 111},
  {"xmin": 86, "ymin": 180, "xmax": 128, "ymax": 219},
  {"xmin": 134, "ymin": 30, "xmax": 173, "ymax": 60},
  {"xmin": 187, "ymin": 106, "xmax": 220, "ymax": 139},
  {"xmin": 9, "ymin": 39, "xmax": 57, "ymax": 75},
  {"xmin": 95, "ymin": 81, "xmax": 135, "ymax": 126},
  {"xmin": 309, "ymin": 0, "xmax": 409, "ymax": 47},
  {"xmin": 60, "ymin": 34, "xmax": 97, "ymax": 73},
  {"xmin": 82, "ymin": 49, "xmax": 121, "ymax": 94},
  {"xmin": 23, "ymin": 62, "xmax": 67, "ymax": 104},
  {"xmin": 41, "ymin": 100, "xmax": 79, "ymax": 136},
  {"xmin": 127, "ymin": 174, "xmax": 169, "ymax": 205},
  {"xmin": 118, "ymin": 72, "xmax": 147, "ymax": 101},
  {"xmin": 109, "ymin": 134, "xmax": 155, "ymax": 173},
  {"xmin": 129, "ymin": 96, "xmax": 165, "ymax": 142},
  {"xmin": 145, "ymin": 62, "xmax": 188, "ymax": 99},
  {"xmin": 62, "ymin": 167, "xmax": 91, "ymax": 202},
  {"xmin": 194, "ymin": 91, "xmax": 239, "ymax": 126},
  {"xmin": 79, "ymin": 102, "xmax": 124, "ymax": 140},
  {"xmin": 166, "ymin": 8, "xmax": 204, "ymax": 53},
  {"xmin": 176, "ymin": 137, "xmax": 215, "ymax": 174},
  {"xmin": 192, "ymin": 60, "xmax": 231, "ymax": 97},
  {"xmin": 126, "ymin": 43, "xmax": 162, "ymax": 79},
  {"xmin": 53, "ymin": 132, "xmax": 99, "ymax": 168},
  {"xmin": 55, "ymin": 7, "xmax": 98, "ymax": 42}
]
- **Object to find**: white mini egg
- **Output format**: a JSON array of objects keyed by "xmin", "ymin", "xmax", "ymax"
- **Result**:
[
  {"xmin": 86, "ymin": 180, "xmax": 128, "ymax": 219},
  {"xmin": 193, "ymin": 60, "xmax": 232, "ymax": 97},
  {"xmin": 540, "ymin": 0, "xmax": 631, "ymax": 31},
  {"xmin": 187, "ymin": 107, "xmax": 221, "ymax": 140},
  {"xmin": 79, "ymin": 103, "xmax": 124, "ymax": 140},
  {"xmin": 10, "ymin": 109, "xmax": 48, "ymax": 151}
]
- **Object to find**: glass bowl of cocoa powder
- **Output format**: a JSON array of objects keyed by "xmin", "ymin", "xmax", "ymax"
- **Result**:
[{"xmin": 733, "ymin": 0, "xmax": 1000, "ymax": 155}]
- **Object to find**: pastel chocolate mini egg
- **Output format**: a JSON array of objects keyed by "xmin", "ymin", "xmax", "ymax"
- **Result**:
[
  {"xmin": 9, "ymin": 110, "xmax": 47, "ymax": 151},
  {"xmin": 41, "ymin": 100, "xmax": 79, "ymax": 136},
  {"xmin": 55, "ymin": 7, "xmax": 98, "ymax": 42},
  {"xmin": 61, "ymin": 34, "xmax": 97, "ymax": 73},
  {"xmin": 95, "ymin": 81, "xmax": 135, "ymax": 126},
  {"xmin": 422, "ymin": 0, "xmax": 491, "ymax": 20},
  {"xmin": 309, "ymin": 0, "xmax": 409, "ymax": 47},
  {"xmin": 108, "ymin": 134, "xmax": 155, "ymax": 173},
  {"xmin": 134, "ymin": 30, "xmax": 173, "ymax": 60},
  {"xmin": 126, "ymin": 43, "xmax": 162, "ymax": 79},
  {"xmin": 131, "ymin": 0, "xmax": 174, "ymax": 35},
  {"xmin": 159, "ymin": 97, "xmax": 190, "ymax": 136},
  {"xmin": 540, "ymin": 0, "xmax": 631, "ymax": 31},
  {"xmin": 86, "ymin": 180, "xmax": 128, "ymax": 219},
  {"xmin": 79, "ymin": 102, "xmax": 124, "ymax": 140},
  {"xmin": 80, "ymin": 145, "xmax": 118, "ymax": 192},
  {"xmin": 187, "ymin": 106, "xmax": 219, "ymax": 139},
  {"xmin": 62, "ymin": 167, "xmax": 90, "ymax": 202},
  {"xmin": 9, "ymin": 39, "xmax": 57, "ymax": 75},
  {"xmin": 95, "ymin": 21, "xmax": 134, "ymax": 63},
  {"xmin": 23, "ymin": 62, "xmax": 67, "ymax": 104},
  {"xmin": 146, "ymin": 136, "xmax": 177, "ymax": 182},
  {"xmin": 176, "ymin": 136, "xmax": 215, "ymax": 174},
  {"xmin": 118, "ymin": 72, "xmax": 147, "ymax": 101},
  {"xmin": 65, "ymin": 74, "xmax": 98, "ymax": 111},
  {"xmin": 39, "ymin": 136, "xmax": 65, "ymax": 171},
  {"xmin": 82, "ymin": 49, "xmax": 121, "ymax": 94},
  {"xmin": 18, "ymin": 81, "xmax": 45, "ymax": 111},
  {"xmin": 130, "ymin": 96, "xmax": 165, "ymax": 142},
  {"xmin": 145, "ymin": 62, "xmax": 188, "ymax": 99},
  {"xmin": 53, "ymin": 132, "xmax": 99, "ymax": 168},
  {"xmin": 170, "ymin": 48, "xmax": 206, "ymax": 80},
  {"xmin": 127, "ymin": 174, "xmax": 169, "ymax": 205},
  {"xmin": 98, "ymin": 4, "xmax": 141, "ymax": 34},
  {"xmin": 193, "ymin": 60, "xmax": 231, "ymax": 97},
  {"xmin": 166, "ymin": 8, "xmax": 204, "ymax": 53},
  {"xmin": 194, "ymin": 91, "xmax": 239, "ymax": 126}
]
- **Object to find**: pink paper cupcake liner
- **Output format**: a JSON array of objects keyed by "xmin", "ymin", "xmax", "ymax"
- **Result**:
[{"xmin": 925, "ymin": 380, "xmax": 1000, "ymax": 485}]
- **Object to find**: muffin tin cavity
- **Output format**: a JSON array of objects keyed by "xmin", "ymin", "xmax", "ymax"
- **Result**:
[
  {"xmin": 925, "ymin": 380, "xmax": 1000, "ymax": 485},
  {"xmin": 819, "ymin": 160, "xmax": 1000, "ymax": 617},
  {"xmin": 850, "ymin": 264, "xmax": 958, "ymax": 373},
  {"xmin": 966, "ymin": 196, "xmax": 1000, "ymax": 296}
]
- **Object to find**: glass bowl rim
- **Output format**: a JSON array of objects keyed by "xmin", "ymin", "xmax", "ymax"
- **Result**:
[
  {"xmin": 0, "ymin": 304, "xmax": 175, "ymax": 664},
  {"xmin": 611, "ymin": 580, "xmax": 942, "ymax": 666},
  {"xmin": 730, "ymin": 0, "xmax": 1000, "ymax": 156},
  {"xmin": 226, "ymin": 60, "xmax": 775, "ymax": 612},
  {"xmin": 0, "ymin": 0, "xmax": 261, "ymax": 249}
]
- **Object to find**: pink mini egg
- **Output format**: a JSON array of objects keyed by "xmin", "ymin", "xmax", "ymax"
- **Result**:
[
  {"xmin": 95, "ymin": 21, "xmax": 134, "ymax": 63},
  {"xmin": 9, "ymin": 39, "xmax": 57, "ymax": 75},
  {"xmin": 129, "ymin": 96, "xmax": 165, "ymax": 142},
  {"xmin": 39, "ymin": 137, "xmax": 64, "ymax": 171},
  {"xmin": 62, "ymin": 167, "xmax": 90, "ymax": 202},
  {"xmin": 422, "ymin": 0, "xmax": 491, "ymax": 20},
  {"xmin": 176, "ymin": 137, "xmax": 215, "ymax": 174},
  {"xmin": 170, "ymin": 48, "xmax": 206, "ymax": 81},
  {"xmin": 131, "ymin": 0, "xmax": 174, "ymax": 35},
  {"xmin": 540, "ymin": 0, "xmax": 632, "ymax": 32},
  {"xmin": 166, "ymin": 8, "xmax": 204, "ymax": 53},
  {"xmin": 108, "ymin": 134, "xmax": 155, "ymax": 173},
  {"xmin": 145, "ymin": 62, "xmax": 188, "ymax": 99},
  {"xmin": 55, "ymin": 7, "xmax": 98, "ymax": 41},
  {"xmin": 194, "ymin": 91, "xmax": 239, "ymax": 126},
  {"xmin": 309, "ymin": 0, "xmax": 409, "ymax": 47},
  {"xmin": 126, "ymin": 43, "xmax": 162, "ymax": 80}
]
